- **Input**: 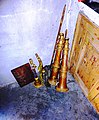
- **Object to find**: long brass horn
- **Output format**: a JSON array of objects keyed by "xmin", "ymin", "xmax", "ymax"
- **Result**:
[
  {"xmin": 48, "ymin": 33, "xmax": 65, "ymax": 86},
  {"xmin": 51, "ymin": 4, "xmax": 66, "ymax": 65},
  {"xmin": 56, "ymin": 38, "xmax": 69, "ymax": 92}
]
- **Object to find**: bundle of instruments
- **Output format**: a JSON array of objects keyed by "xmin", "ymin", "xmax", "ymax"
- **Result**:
[
  {"xmin": 29, "ymin": 53, "xmax": 45, "ymax": 88},
  {"xmin": 48, "ymin": 4, "xmax": 70, "ymax": 92},
  {"xmin": 48, "ymin": 33, "xmax": 69, "ymax": 92},
  {"xmin": 28, "ymin": 4, "xmax": 70, "ymax": 92}
]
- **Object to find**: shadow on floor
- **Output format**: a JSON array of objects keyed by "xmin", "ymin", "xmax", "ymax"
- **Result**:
[{"xmin": 0, "ymin": 73, "xmax": 99, "ymax": 120}]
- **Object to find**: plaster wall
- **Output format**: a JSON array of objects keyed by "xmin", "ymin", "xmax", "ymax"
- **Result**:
[
  {"xmin": 0, "ymin": 0, "xmax": 98, "ymax": 87},
  {"xmin": 0, "ymin": 0, "xmax": 66, "ymax": 87}
]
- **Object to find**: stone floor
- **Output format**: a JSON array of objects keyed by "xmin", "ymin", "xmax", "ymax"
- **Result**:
[{"xmin": 0, "ymin": 73, "xmax": 99, "ymax": 120}]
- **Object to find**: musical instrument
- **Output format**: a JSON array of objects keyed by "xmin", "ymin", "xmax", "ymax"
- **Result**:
[
  {"xmin": 35, "ymin": 53, "xmax": 45, "ymax": 85},
  {"xmin": 56, "ymin": 38, "xmax": 69, "ymax": 92},
  {"xmin": 29, "ymin": 58, "xmax": 43, "ymax": 88},
  {"xmin": 51, "ymin": 4, "xmax": 66, "ymax": 65},
  {"xmin": 48, "ymin": 33, "xmax": 65, "ymax": 86}
]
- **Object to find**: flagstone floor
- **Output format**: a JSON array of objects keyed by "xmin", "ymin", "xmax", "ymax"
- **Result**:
[{"xmin": 0, "ymin": 73, "xmax": 99, "ymax": 120}]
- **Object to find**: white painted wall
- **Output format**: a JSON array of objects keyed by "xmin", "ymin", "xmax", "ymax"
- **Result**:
[
  {"xmin": 0, "ymin": 0, "xmax": 99, "ymax": 87},
  {"xmin": 0, "ymin": 0, "xmax": 68, "ymax": 87}
]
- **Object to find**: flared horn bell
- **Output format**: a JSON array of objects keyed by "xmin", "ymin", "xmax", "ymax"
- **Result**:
[
  {"xmin": 48, "ymin": 33, "xmax": 65, "ymax": 86},
  {"xmin": 56, "ymin": 38, "xmax": 69, "ymax": 92},
  {"xmin": 33, "ymin": 77, "xmax": 43, "ymax": 88}
]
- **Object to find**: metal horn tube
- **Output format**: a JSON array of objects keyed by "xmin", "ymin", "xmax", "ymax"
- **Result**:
[
  {"xmin": 56, "ymin": 38, "xmax": 69, "ymax": 92},
  {"xmin": 48, "ymin": 33, "xmax": 65, "ymax": 86},
  {"xmin": 51, "ymin": 4, "xmax": 66, "ymax": 65}
]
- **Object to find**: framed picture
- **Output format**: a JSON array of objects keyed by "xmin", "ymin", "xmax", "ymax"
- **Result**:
[{"xmin": 11, "ymin": 63, "xmax": 34, "ymax": 87}]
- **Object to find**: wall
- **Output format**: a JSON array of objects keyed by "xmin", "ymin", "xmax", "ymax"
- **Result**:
[
  {"xmin": 0, "ymin": 0, "xmax": 69, "ymax": 87},
  {"xmin": 0, "ymin": 0, "xmax": 98, "ymax": 87}
]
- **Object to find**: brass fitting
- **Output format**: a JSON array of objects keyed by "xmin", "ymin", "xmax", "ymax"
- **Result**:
[{"xmin": 33, "ymin": 77, "xmax": 43, "ymax": 88}]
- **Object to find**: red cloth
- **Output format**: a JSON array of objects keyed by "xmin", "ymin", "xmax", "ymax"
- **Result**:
[{"xmin": 78, "ymin": 0, "xmax": 85, "ymax": 2}]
